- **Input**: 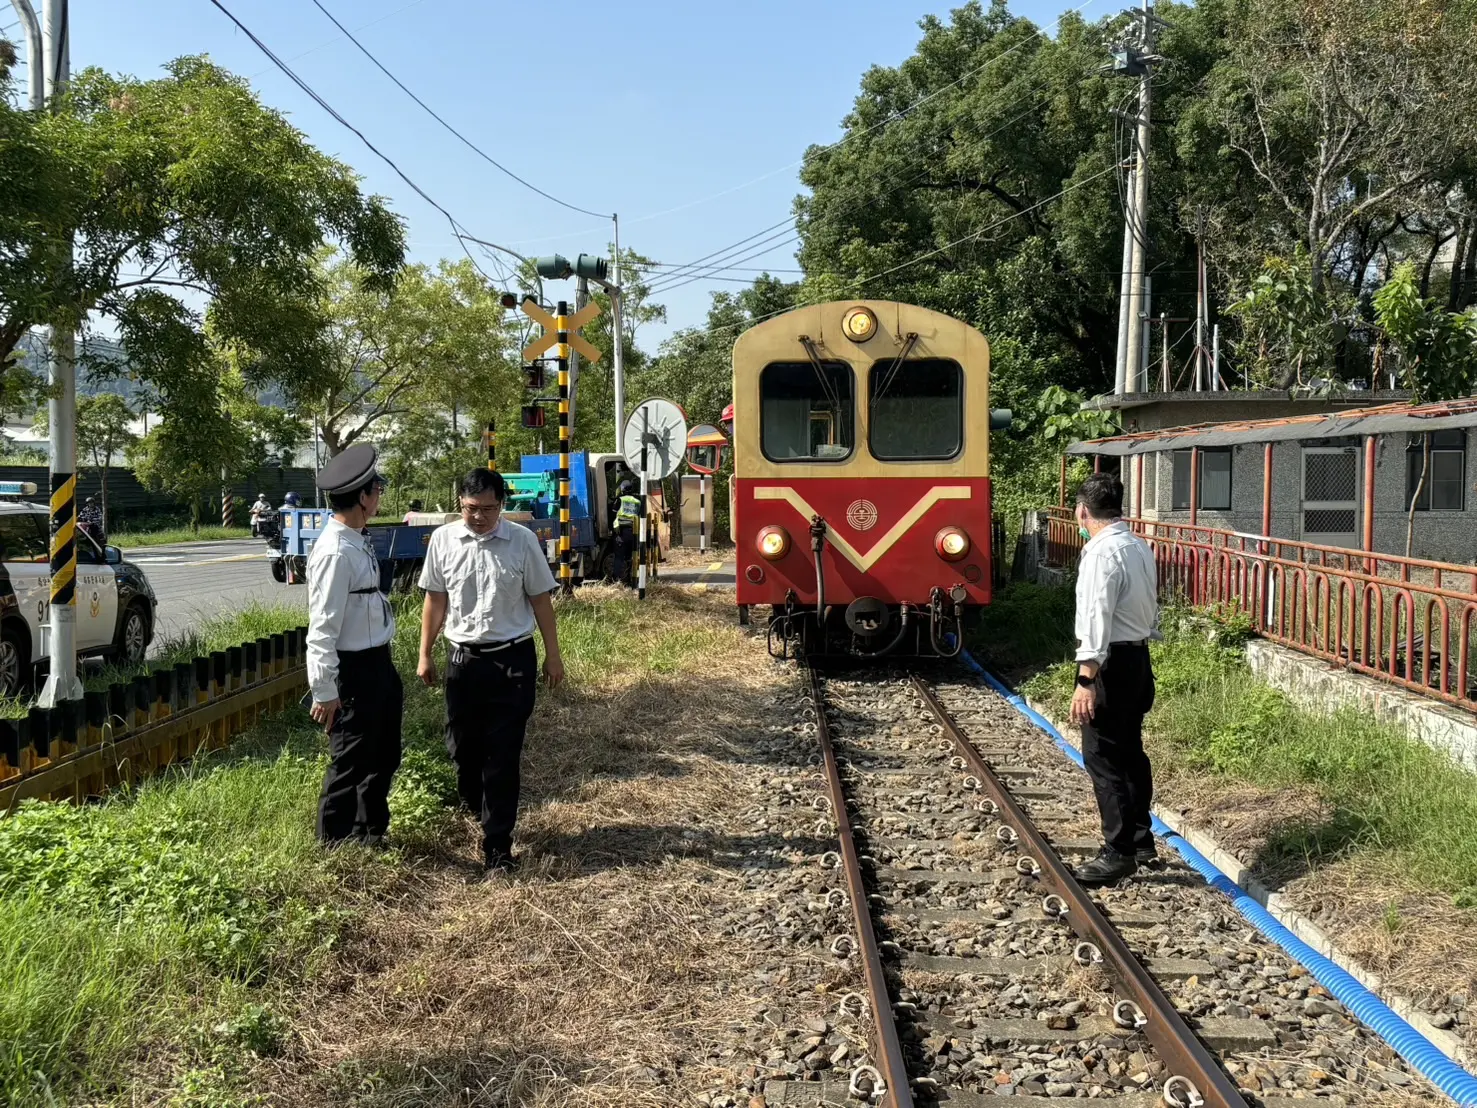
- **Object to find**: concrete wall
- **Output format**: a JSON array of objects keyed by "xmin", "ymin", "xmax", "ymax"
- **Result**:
[{"xmin": 1245, "ymin": 638, "xmax": 1477, "ymax": 774}]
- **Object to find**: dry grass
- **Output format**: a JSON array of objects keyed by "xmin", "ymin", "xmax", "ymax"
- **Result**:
[
  {"xmin": 658, "ymin": 544, "xmax": 732, "ymax": 569},
  {"xmin": 240, "ymin": 584, "xmax": 845, "ymax": 1107}
]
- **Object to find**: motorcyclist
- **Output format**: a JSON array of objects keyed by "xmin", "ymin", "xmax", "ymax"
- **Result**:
[
  {"xmin": 78, "ymin": 496, "xmax": 105, "ymax": 547},
  {"xmin": 249, "ymin": 492, "xmax": 273, "ymax": 536}
]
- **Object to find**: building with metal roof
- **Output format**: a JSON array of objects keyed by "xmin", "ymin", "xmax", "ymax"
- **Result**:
[{"xmin": 1064, "ymin": 398, "xmax": 1477, "ymax": 561}]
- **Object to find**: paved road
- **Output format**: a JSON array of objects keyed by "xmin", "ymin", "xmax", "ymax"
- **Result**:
[
  {"xmin": 121, "ymin": 538, "xmax": 300, "ymax": 652},
  {"xmin": 126, "ymin": 540, "xmax": 734, "ymax": 655},
  {"xmin": 658, "ymin": 558, "xmax": 736, "ymax": 588}
]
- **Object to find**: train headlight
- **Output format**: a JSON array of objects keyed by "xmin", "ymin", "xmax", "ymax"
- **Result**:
[
  {"xmin": 757, "ymin": 525, "xmax": 791, "ymax": 560},
  {"xmin": 842, "ymin": 306, "xmax": 877, "ymax": 343},
  {"xmin": 935, "ymin": 526, "xmax": 971, "ymax": 562}
]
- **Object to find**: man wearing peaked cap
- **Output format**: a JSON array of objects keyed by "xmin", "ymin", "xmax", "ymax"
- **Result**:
[{"xmin": 305, "ymin": 443, "xmax": 403, "ymax": 848}]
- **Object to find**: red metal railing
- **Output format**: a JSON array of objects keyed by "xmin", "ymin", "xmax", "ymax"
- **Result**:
[{"xmin": 1040, "ymin": 505, "xmax": 1477, "ymax": 713}]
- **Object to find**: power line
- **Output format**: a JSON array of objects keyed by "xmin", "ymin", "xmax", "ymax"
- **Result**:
[
  {"xmin": 306, "ymin": 0, "xmax": 610, "ymax": 221},
  {"xmin": 624, "ymin": 0, "xmax": 1110, "ymax": 229},
  {"xmin": 645, "ymin": 84, "xmax": 1059, "ymax": 297},
  {"xmin": 651, "ymin": 165, "xmax": 1119, "ymax": 351},
  {"xmin": 204, "ymin": 0, "xmax": 503, "ymax": 288}
]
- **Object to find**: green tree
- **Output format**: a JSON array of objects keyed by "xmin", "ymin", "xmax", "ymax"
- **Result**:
[
  {"xmin": 1372, "ymin": 261, "xmax": 1477, "ymax": 553},
  {"xmin": 0, "ymin": 55, "xmax": 403, "ymax": 405},
  {"xmin": 77, "ymin": 393, "xmax": 135, "ymax": 529},
  {"xmin": 31, "ymin": 393, "xmax": 140, "ymax": 528},
  {"xmin": 306, "ymin": 254, "xmax": 517, "ymax": 458},
  {"xmin": 1183, "ymin": 0, "xmax": 1477, "ymax": 297}
]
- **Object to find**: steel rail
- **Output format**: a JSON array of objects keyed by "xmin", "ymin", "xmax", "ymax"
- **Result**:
[
  {"xmin": 806, "ymin": 662, "xmax": 915, "ymax": 1108},
  {"xmin": 911, "ymin": 676, "xmax": 1248, "ymax": 1108}
]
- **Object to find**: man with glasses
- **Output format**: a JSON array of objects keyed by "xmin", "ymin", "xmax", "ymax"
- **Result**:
[
  {"xmin": 417, "ymin": 468, "xmax": 565, "ymax": 875},
  {"xmin": 306, "ymin": 443, "xmax": 402, "ymax": 847}
]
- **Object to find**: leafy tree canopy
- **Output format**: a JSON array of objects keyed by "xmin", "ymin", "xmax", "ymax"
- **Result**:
[{"xmin": 0, "ymin": 55, "xmax": 405, "ymax": 410}]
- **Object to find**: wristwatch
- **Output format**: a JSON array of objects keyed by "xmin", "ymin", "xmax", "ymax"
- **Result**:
[{"xmin": 1075, "ymin": 674, "xmax": 1095, "ymax": 689}]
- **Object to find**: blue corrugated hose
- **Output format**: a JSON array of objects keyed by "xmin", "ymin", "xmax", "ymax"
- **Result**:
[{"xmin": 959, "ymin": 650, "xmax": 1477, "ymax": 1106}]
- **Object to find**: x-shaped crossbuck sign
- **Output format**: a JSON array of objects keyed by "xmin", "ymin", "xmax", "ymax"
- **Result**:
[{"xmin": 521, "ymin": 299, "xmax": 602, "ymax": 363}]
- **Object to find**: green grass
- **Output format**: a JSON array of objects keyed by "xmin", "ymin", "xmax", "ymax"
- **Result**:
[
  {"xmin": 1021, "ymin": 605, "xmax": 1477, "ymax": 902},
  {"xmin": 81, "ymin": 602, "xmax": 310, "ymax": 694},
  {"xmin": 111, "ymin": 526, "xmax": 251, "ymax": 549},
  {"xmin": 0, "ymin": 588, "xmax": 674, "ymax": 1105},
  {"xmin": 968, "ymin": 579, "xmax": 1078, "ymax": 674}
]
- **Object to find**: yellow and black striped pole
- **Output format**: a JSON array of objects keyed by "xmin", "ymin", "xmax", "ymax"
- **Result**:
[
  {"xmin": 556, "ymin": 302, "xmax": 572, "ymax": 595},
  {"xmin": 484, "ymin": 420, "xmax": 496, "ymax": 470}
]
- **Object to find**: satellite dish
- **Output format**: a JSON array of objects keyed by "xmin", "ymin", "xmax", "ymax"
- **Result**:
[{"xmin": 624, "ymin": 398, "xmax": 688, "ymax": 481}]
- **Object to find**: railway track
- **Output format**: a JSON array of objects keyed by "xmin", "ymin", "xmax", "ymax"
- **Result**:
[{"xmin": 759, "ymin": 662, "xmax": 1445, "ymax": 1108}]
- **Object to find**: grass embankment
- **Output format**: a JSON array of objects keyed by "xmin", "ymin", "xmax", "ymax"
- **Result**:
[
  {"xmin": 992, "ymin": 588, "xmax": 1477, "ymax": 905},
  {"xmin": 112, "ymin": 526, "xmax": 252, "ymax": 548},
  {"xmin": 1, "ymin": 586, "xmax": 758, "ymax": 1106}
]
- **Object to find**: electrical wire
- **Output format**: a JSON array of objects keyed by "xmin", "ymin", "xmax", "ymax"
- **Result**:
[
  {"xmin": 204, "ymin": 0, "xmax": 503, "ymax": 289},
  {"xmin": 306, "ymin": 0, "xmax": 610, "ymax": 220},
  {"xmin": 644, "ymin": 82, "xmax": 1060, "ymax": 297},
  {"xmin": 650, "ymin": 164, "xmax": 1119, "ymax": 353},
  {"xmin": 623, "ymin": 0, "xmax": 1111, "ymax": 229}
]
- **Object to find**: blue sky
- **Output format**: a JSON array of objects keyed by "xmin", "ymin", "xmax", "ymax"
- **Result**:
[{"xmin": 63, "ymin": 0, "xmax": 1084, "ymax": 349}]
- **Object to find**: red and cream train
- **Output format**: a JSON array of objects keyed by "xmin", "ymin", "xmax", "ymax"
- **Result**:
[{"xmin": 727, "ymin": 300, "xmax": 1009, "ymax": 657}]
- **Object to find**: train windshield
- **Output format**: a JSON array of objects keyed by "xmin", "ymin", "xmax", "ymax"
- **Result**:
[
  {"xmin": 868, "ymin": 358, "xmax": 964, "ymax": 460},
  {"xmin": 760, "ymin": 361, "xmax": 855, "ymax": 462}
]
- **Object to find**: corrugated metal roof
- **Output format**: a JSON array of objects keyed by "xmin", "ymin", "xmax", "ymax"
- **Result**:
[{"xmin": 1066, "ymin": 398, "xmax": 1477, "ymax": 456}]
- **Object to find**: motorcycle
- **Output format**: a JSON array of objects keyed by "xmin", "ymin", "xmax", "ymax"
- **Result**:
[{"xmin": 257, "ymin": 509, "xmax": 292, "ymax": 583}]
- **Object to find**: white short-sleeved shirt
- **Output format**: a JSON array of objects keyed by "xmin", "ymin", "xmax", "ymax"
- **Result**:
[{"xmin": 418, "ymin": 518, "xmax": 556, "ymax": 645}]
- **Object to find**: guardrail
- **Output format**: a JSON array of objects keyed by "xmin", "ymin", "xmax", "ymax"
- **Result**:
[
  {"xmin": 0, "ymin": 627, "xmax": 310, "ymax": 811},
  {"xmin": 1039, "ymin": 506, "xmax": 1477, "ymax": 713}
]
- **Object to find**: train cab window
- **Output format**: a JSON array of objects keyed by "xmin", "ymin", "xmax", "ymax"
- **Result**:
[
  {"xmin": 868, "ymin": 358, "xmax": 963, "ymax": 461},
  {"xmin": 760, "ymin": 360, "xmax": 855, "ymax": 462}
]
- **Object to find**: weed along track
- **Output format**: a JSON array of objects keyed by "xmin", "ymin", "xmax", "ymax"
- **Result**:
[{"xmin": 771, "ymin": 662, "xmax": 1448, "ymax": 1108}]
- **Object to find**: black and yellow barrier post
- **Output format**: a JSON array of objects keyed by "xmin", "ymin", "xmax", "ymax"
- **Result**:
[
  {"xmin": 520, "ymin": 291, "xmax": 602, "ymax": 596},
  {"xmin": 556, "ymin": 301, "xmax": 572, "ymax": 594},
  {"xmin": 484, "ymin": 420, "xmax": 496, "ymax": 471}
]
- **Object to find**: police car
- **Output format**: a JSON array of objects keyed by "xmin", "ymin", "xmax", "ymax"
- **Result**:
[{"xmin": 0, "ymin": 483, "xmax": 157, "ymax": 697}]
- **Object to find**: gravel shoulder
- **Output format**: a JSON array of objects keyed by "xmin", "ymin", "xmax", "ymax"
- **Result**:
[{"xmin": 1151, "ymin": 766, "xmax": 1477, "ymax": 1059}]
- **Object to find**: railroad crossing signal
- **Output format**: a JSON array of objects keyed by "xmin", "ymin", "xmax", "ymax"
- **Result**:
[{"xmin": 520, "ymin": 299, "xmax": 601, "ymax": 363}]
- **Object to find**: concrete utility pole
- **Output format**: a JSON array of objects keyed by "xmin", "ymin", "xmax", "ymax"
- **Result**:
[
  {"xmin": 39, "ymin": 0, "xmax": 82, "ymax": 707},
  {"xmin": 1113, "ymin": 163, "xmax": 1137, "ymax": 394},
  {"xmin": 1115, "ymin": 1, "xmax": 1159, "ymax": 396}
]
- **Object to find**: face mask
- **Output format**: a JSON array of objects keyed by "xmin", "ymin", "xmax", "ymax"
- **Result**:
[{"xmin": 1078, "ymin": 526, "xmax": 1091, "ymax": 540}]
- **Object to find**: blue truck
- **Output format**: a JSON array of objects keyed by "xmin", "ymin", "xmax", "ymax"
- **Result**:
[{"xmin": 273, "ymin": 449, "xmax": 638, "ymax": 588}]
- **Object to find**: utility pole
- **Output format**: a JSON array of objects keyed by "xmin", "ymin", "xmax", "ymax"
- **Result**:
[
  {"xmin": 1113, "ymin": 163, "xmax": 1137, "ymax": 394},
  {"xmin": 1113, "ymin": 1, "xmax": 1161, "ymax": 397},
  {"xmin": 10, "ymin": 1, "xmax": 42, "ymax": 110},
  {"xmin": 39, "ymin": 0, "xmax": 81, "ymax": 707},
  {"xmin": 569, "ymin": 276, "xmax": 587, "ymax": 435},
  {"xmin": 611, "ymin": 214, "xmax": 626, "ymax": 456}
]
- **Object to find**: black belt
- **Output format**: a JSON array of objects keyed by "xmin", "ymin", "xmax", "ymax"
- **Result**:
[
  {"xmin": 1111, "ymin": 639, "xmax": 1149, "ymax": 648},
  {"xmin": 450, "ymin": 634, "xmax": 533, "ymax": 660}
]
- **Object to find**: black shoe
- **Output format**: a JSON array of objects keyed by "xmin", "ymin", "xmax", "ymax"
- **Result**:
[
  {"xmin": 361, "ymin": 833, "xmax": 390, "ymax": 852},
  {"xmin": 483, "ymin": 850, "xmax": 518, "ymax": 877},
  {"xmin": 1075, "ymin": 848, "xmax": 1138, "ymax": 886},
  {"xmin": 1134, "ymin": 845, "xmax": 1160, "ymax": 866}
]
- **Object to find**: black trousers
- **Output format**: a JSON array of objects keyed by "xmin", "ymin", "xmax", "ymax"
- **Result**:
[
  {"xmin": 444, "ymin": 638, "xmax": 539, "ymax": 860},
  {"xmin": 610, "ymin": 523, "xmax": 635, "ymax": 585},
  {"xmin": 317, "ymin": 644, "xmax": 404, "ymax": 843},
  {"xmin": 1080, "ymin": 643, "xmax": 1156, "ymax": 857}
]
